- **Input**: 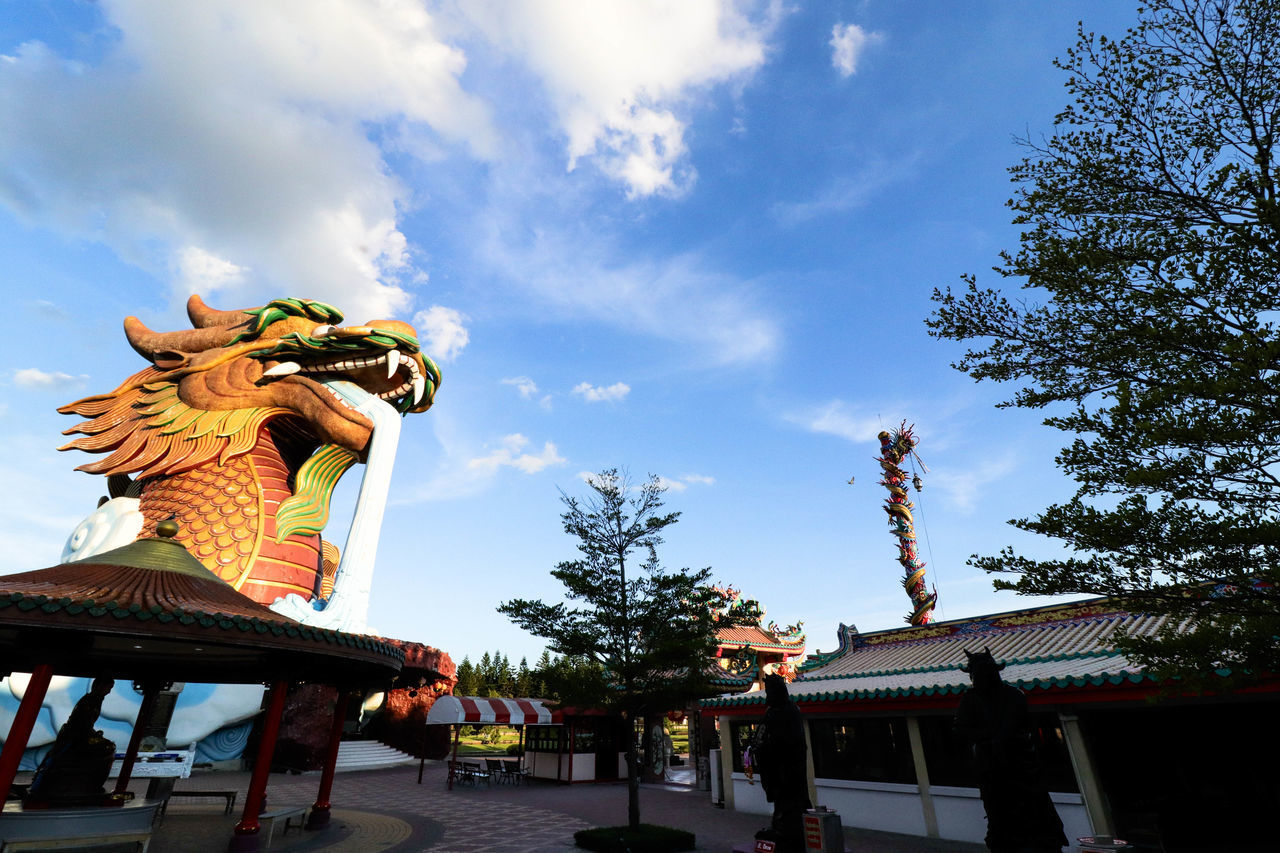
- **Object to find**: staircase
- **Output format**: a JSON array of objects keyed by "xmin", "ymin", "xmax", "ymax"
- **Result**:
[{"xmin": 333, "ymin": 740, "xmax": 418, "ymax": 773}]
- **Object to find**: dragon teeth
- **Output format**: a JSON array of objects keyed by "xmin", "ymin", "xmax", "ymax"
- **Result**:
[
  {"xmin": 263, "ymin": 361, "xmax": 301, "ymax": 378},
  {"xmin": 298, "ymin": 350, "xmax": 425, "ymax": 407}
]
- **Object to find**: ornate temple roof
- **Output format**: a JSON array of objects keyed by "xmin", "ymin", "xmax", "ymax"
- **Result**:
[
  {"xmin": 711, "ymin": 585, "xmax": 805, "ymax": 656},
  {"xmin": 703, "ymin": 597, "xmax": 1189, "ymax": 711},
  {"xmin": 717, "ymin": 624, "xmax": 806, "ymax": 654},
  {"xmin": 0, "ymin": 525, "xmax": 404, "ymax": 687}
]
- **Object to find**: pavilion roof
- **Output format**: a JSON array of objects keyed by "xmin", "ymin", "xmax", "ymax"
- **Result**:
[{"xmin": 0, "ymin": 530, "xmax": 404, "ymax": 687}]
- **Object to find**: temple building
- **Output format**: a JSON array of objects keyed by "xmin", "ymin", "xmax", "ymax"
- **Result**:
[
  {"xmin": 708, "ymin": 586, "xmax": 807, "ymax": 692},
  {"xmin": 702, "ymin": 595, "xmax": 1280, "ymax": 851}
]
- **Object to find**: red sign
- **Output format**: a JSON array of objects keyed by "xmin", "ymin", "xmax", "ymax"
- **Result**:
[{"xmin": 754, "ymin": 841, "xmax": 776, "ymax": 853}]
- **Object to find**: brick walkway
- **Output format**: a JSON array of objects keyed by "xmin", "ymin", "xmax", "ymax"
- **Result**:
[{"xmin": 118, "ymin": 762, "xmax": 987, "ymax": 852}]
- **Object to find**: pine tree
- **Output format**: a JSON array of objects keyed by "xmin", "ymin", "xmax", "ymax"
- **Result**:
[{"xmin": 499, "ymin": 469, "xmax": 734, "ymax": 830}]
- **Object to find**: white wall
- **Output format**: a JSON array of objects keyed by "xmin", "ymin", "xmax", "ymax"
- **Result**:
[
  {"xmin": 1052, "ymin": 792, "xmax": 1091, "ymax": 844},
  {"xmin": 930, "ymin": 786, "xmax": 1089, "ymax": 845},
  {"xmin": 525, "ymin": 750, "xmax": 605, "ymax": 782},
  {"xmin": 930, "ymin": 785, "xmax": 988, "ymax": 844},
  {"xmin": 813, "ymin": 779, "xmax": 928, "ymax": 837},
  {"xmin": 569, "ymin": 752, "xmax": 595, "ymax": 782},
  {"xmin": 731, "ymin": 773, "xmax": 772, "ymax": 815},
  {"xmin": 527, "ymin": 750, "xmax": 560, "ymax": 780}
]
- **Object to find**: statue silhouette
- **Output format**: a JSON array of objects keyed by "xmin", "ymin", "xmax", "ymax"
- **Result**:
[
  {"xmin": 955, "ymin": 649, "xmax": 1067, "ymax": 853},
  {"xmin": 751, "ymin": 673, "xmax": 811, "ymax": 852},
  {"xmin": 27, "ymin": 677, "xmax": 117, "ymax": 806}
]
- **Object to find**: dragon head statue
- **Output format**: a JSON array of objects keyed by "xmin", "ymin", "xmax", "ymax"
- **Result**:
[{"xmin": 58, "ymin": 295, "xmax": 440, "ymax": 610}]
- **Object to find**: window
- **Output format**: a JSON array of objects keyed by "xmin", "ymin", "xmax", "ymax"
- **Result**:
[
  {"xmin": 526, "ymin": 725, "xmax": 563, "ymax": 753},
  {"xmin": 573, "ymin": 727, "xmax": 596, "ymax": 753},
  {"xmin": 917, "ymin": 713, "xmax": 1078, "ymax": 792},
  {"xmin": 729, "ymin": 720, "xmax": 758, "ymax": 772},
  {"xmin": 808, "ymin": 717, "xmax": 917, "ymax": 784}
]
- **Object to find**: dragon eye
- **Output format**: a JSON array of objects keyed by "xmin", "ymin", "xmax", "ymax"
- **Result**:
[{"xmin": 312, "ymin": 325, "xmax": 336, "ymax": 338}]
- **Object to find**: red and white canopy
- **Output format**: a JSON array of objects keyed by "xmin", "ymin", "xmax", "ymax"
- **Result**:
[{"xmin": 425, "ymin": 695, "xmax": 561, "ymax": 726}]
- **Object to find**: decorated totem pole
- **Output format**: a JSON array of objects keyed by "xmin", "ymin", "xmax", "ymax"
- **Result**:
[{"xmin": 877, "ymin": 422, "xmax": 937, "ymax": 626}]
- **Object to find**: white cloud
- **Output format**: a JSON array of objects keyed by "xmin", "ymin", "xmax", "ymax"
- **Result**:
[
  {"xmin": 830, "ymin": 22, "xmax": 883, "ymax": 77},
  {"xmin": 773, "ymin": 151, "xmax": 920, "ymax": 225},
  {"xmin": 786, "ymin": 401, "xmax": 884, "ymax": 443},
  {"xmin": 502, "ymin": 377, "xmax": 539, "ymax": 399},
  {"xmin": 173, "ymin": 246, "xmax": 248, "ymax": 294},
  {"xmin": 468, "ymin": 434, "xmax": 566, "ymax": 475},
  {"xmin": 929, "ymin": 454, "xmax": 1017, "ymax": 514},
  {"xmin": 11, "ymin": 368, "xmax": 87, "ymax": 391},
  {"xmin": 0, "ymin": 0, "xmax": 496, "ymax": 320},
  {"xmin": 476, "ymin": 214, "xmax": 779, "ymax": 365},
  {"xmin": 459, "ymin": 0, "xmax": 779, "ymax": 197},
  {"xmin": 502, "ymin": 376, "xmax": 552, "ymax": 409},
  {"xmin": 412, "ymin": 305, "xmax": 470, "ymax": 362},
  {"xmin": 572, "ymin": 381, "xmax": 631, "ymax": 403},
  {"xmin": 655, "ymin": 473, "xmax": 716, "ymax": 492}
]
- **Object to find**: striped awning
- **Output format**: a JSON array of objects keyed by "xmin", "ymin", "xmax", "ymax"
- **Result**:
[{"xmin": 425, "ymin": 695, "xmax": 561, "ymax": 726}]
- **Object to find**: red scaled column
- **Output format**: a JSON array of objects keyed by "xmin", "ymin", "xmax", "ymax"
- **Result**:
[
  {"xmin": 230, "ymin": 680, "xmax": 288, "ymax": 852},
  {"xmin": 0, "ymin": 665, "xmax": 54, "ymax": 798},
  {"xmin": 306, "ymin": 689, "xmax": 349, "ymax": 830}
]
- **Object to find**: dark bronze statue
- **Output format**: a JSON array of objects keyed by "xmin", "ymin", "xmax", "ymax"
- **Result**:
[
  {"xmin": 26, "ymin": 677, "xmax": 117, "ymax": 806},
  {"xmin": 751, "ymin": 673, "xmax": 811, "ymax": 852},
  {"xmin": 955, "ymin": 649, "xmax": 1067, "ymax": 853}
]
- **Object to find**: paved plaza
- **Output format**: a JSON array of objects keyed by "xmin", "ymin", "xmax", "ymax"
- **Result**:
[{"xmin": 112, "ymin": 762, "xmax": 986, "ymax": 853}]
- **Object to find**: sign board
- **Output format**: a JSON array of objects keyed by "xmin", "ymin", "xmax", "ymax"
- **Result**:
[{"xmin": 109, "ymin": 750, "xmax": 195, "ymax": 779}]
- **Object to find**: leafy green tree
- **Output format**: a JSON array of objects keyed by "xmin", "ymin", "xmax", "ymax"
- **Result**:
[
  {"xmin": 928, "ymin": 0, "xmax": 1280, "ymax": 684},
  {"xmin": 499, "ymin": 469, "xmax": 733, "ymax": 830}
]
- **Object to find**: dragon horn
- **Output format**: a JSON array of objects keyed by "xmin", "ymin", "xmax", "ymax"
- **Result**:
[
  {"xmin": 186, "ymin": 294, "xmax": 253, "ymax": 329},
  {"xmin": 124, "ymin": 316, "xmax": 243, "ymax": 362}
]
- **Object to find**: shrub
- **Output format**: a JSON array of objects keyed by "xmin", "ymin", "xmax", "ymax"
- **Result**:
[
  {"xmin": 574, "ymin": 825, "xmax": 696, "ymax": 853},
  {"xmin": 506, "ymin": 743, "xmax": 523, "ymax": 756}
]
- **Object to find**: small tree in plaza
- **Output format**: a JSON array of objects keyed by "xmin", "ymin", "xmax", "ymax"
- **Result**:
[
  {"xmin": 928, "ymin": 0, "xmax": 1280, "ymax": 683},
  {"xmin": 499, "ymin": 469, "xmax": 731, "ymax": 831}
]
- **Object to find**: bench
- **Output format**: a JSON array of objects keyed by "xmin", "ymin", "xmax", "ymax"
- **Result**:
[
  {"xmin": 258, "ymin": 805, "xmax": 308, "ymax": 850},
  {"xmin": 1, "ymin": 829, "xmax": 151, "ymax": 851},
  {"xmin": 0, "ymin": 799, "xmax": 159, "ymax": 851},
  {"xmin": 163, "ymin": 789, "xmax": 238, "ymax": 815},
  {"xmin": 461, "ymin": 761, "xmax": 491, "ymax": 788}
]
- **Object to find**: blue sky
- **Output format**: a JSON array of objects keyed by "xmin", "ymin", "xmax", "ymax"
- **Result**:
[{"xmin": 0, "ymin": 1, "xmax": 1136, "ymax": 667}]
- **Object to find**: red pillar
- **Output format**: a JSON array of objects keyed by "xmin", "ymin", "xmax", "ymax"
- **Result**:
[
  {"xmin": 230, "ymin": 680, "xmax": 288, "ymax": 852},
  {"xmin": 0, "ymin": 665, "xmax": 54, "ymax": 799},
  {"xmin": 113, "ymin": 682, "xmax": 161, "ymax": 796},
  {"xmin": 306, "ymin": 689, "xmax": 349, "ymax": 830}
]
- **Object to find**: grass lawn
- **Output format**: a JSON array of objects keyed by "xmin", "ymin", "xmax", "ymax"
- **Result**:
[
  {"xmin": 455, "ymin": 726, "xmax": 523, "ymax": 756},
  {"xmin": 669, "ymin": 728, "xmax": 689, "ymax": 755}
]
